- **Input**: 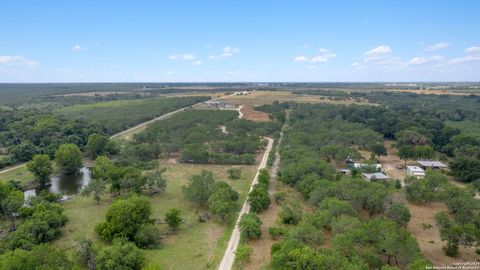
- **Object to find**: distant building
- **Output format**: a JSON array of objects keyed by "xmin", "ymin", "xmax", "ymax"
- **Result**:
[
  {"xmin": 417, "ymin": 160, "xmax": 448, "ymax": 170},
  {"xmin": 362, "ymin": 172, "xmax": 389, "ymax": 181},
  {"xmin": 406, "ymin": 166, "xmax": 425, "ymax": 178},
  {"xmin": 233, "ymin": 91, "xmax": 251, "ymax": 96},
  {"xmin": 353, "ymin": 163, "xmax": 382, "ymax": 171},
  {"xmin": 204, "ymin": 100, "xmax": 236, "ymax": 109}
]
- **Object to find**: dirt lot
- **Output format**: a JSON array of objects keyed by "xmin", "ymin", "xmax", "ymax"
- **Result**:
[
  {"xmin": 400, "ymin": 196, "xmax": 479, "ymax": 266},
  {"xmin": 240, "ymin": 105, "xmax": 271, "ymax": 122},
  {"xmin": 220, "ymin": 91, "xmax": 375, "ymax": 106},
  {"xmin": 380, "ymin": 140, "xmax": 406, "ymax": 183}
]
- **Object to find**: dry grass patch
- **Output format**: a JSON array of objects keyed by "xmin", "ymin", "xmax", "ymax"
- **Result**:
[
  {"xmin": 241, "ymin": 105, "xmax": 271, "ymax": 122},
  {"xmin": 221, "ymin": 91, "xmax": 374, "ymax": 106}
]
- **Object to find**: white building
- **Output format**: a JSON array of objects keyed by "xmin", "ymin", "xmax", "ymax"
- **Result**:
[
  {"xmin": 406, "ymin": 166, "xmax": 425, "ymax": 178},
  {"xmin": 362, "ymin": 172, "xmax": 389, "ymax": 181},
  {"xmin": 353, "ymin": 163, "xmax": 382, "ymax": 171}
]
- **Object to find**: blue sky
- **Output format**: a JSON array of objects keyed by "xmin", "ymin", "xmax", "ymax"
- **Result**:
[{"xmin": 1, "ymin": 0, "xmax": 479, "ymax": 82}]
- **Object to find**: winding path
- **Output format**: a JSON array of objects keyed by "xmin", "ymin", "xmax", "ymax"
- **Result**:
[{"xmin": 218, "ymin": 136, "xmax": 273, "ymax": 270}]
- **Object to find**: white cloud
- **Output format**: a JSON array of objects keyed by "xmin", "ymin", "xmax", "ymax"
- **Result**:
[
  {"xmin": 0, "ymin": 55, "xmax": 39, "ymax": 68},
  {"xmin": 293, "ymin": 48, "xmax": 336, "ymax": 64},
  {"xmin": 407, "ymin": 55, "xmax": 445, "ymax": 66},
  {"xmin": 165, "ymin": 70, "xmax": 175, "ymax": 75},
  {"xmin": 192, "ymin": 60, "xmax": 202, "ymax": 66},
  {"xmin": 221, "ymin": 46, "xmax": 239, "ymax": 57},
  {"xmin": 72, "ymin": 44, "xmax": 86, "ymax": 51},
  {"xmin": 450, "ymin": 55, "xmax": 480, "ymax": 64},
  {"xmin": 293, "ymin": 56, "xmax": 309, "ymax": 62},
  {"xmin": 209, "ymin": 46, "xmax": 239, "ymax": 60},
  {"xmin": 310, "ymin": 56, "xmax": 328, "ymax": 63},
  {"xmin": 364, "ymin": 45, "xmax": 392, "ymax": 57},
  {"xmin": 465, "ymin": 46, "xmax": 480, "ymax": 54},
  {"xmin": 424, "ymin": 42, "xmax": 449, "ymax": 51},
  {"xmin": 168, "ymin": 53, "xmax": 197, "ymax": 61}
]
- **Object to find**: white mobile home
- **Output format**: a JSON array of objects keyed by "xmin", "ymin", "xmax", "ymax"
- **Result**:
[{"xmin": 406, "ymin": 166, "xmax": 425, "ymax": 178}]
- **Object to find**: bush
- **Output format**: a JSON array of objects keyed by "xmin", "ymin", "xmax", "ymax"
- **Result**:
[
  {"xmin": 95, "ymin": 240, "xmax": 145, "ymax": 270},
  {"xmin": 165, "ymin": 208, "xmax": 182, "ymax": 231},
  {"xmin": 268, "ymin": 227, "xmax": 287, "ymax": 239},
  {"xmin": 279, "ymin": 204, "xmax": 302, "ymax": 225},
  {"xmin": 239, "ymin": 213, "xmax": 262, "ymax": 240},
  {"xmin": 227, "ymin": 168, "xmax": 242, "ymax": 180},
  {"xmin": 248, "ymin": 185, "xmax": 271, "ymax": 213},
  {"xmin": 134, "ymin": 224, "xmax": 159, "ymax": 248},
  {"xmin": 274, "ymin": 191, "xmax": 286, "ymax": 204},
  {"xmin": 234, "ymin": 244, "xmax": 253, "ymax": 266}
]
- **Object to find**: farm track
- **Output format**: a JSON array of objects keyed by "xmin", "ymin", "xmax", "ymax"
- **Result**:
[{"xmin": 217, "ymin": 137, "xmax": 273, "ymax": 270}]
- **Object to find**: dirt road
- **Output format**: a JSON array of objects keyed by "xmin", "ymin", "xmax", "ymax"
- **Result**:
[{"xmin": 217, "ymin": 137, "xmax": 273, "ymax": 270}]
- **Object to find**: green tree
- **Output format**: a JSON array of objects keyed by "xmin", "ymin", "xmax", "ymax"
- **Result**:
[
  {"xmin": 91, "ymin": 156, "xmax": 113, "ymax": 180},
  {"xmin": 413, "ymin": 145, "xmax": 434, "ymax": 160},
  {"xmin": 248, "ymin": 185, "xmax": 271, "ymax": 213},
  {"xmin": 55, "ymin": 144, "xmax": 83, "ymax": 174},
  {"xmin": 165, "ymin": 208, "xmax": 182, "ymax": 231},
  {"xmin": 386, "ymin": 203, "xmax": 411, "ymax": 227},
  {"xmin": 450, "ymin": 157, "xmax": 480, "ymax": 183},
  {"xmin": 95, "ymin": 239, "xmax": 145, "ymax": 270},
  {"xmin": 398, "ymin": 145, "xmax": 415, "ymax": 167},
  {"xmin": 26, "ymin": 154, "xmax": 53, "ymax": 186},
  {"xmin": 288, "ymin": 223, "xmax": 324, "ymax": 246},
  {"xmin": 182, "ymin": 170, "xmax": 216, "ymax": 206},
  {"xmin": 0, "ymin": 245, "xmax": 72, "ymax": 270},
  {"xmin": 143, "ymin": 169, "xmax": 167, "ymax": 194},
  {"xmin": 86, "ymin": 133, "xmax": 109, "ymax": 158},
  {"xmin": 81, "ymin": 178, "xmax": 106, "ymax": 205},
  {"xmin": 95, "ymin": 195, "xmax": 152, "ymax": 244},
  {"xmin": 3, "ymin": 190, "xmax": 24, "ymax": 230},
  {"xmin": 239, "ymin": 213, "xmax": 262, "ymax": 240},
  {"xmin": 369, "ymin": 143, "xmax": 387, "ymax": 160},
  {"xmin": 208, "ymin": 183, "xmax": 238, "ymax": 220}
]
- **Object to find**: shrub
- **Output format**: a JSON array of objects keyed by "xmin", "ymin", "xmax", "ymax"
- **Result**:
[
  {"xmin": 227, "ymin": 168, "xmax": 242, "ymax": 180},
  {"xmin": 239, "ymin": 213, "xmax": 262, "ymax": 240}
]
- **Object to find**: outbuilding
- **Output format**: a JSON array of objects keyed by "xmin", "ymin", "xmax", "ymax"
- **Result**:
[
  {"xmin": 362, "ymin": 172, "xmax": 389, "ymax": 181},
  {"xmin": 406, "ymin": 166, "xmax": 425, "ymax": 178},
  {"xmin": 417, "ymin": 160, "xmax": 448, "ymax": 170},
  {"xmin": 353, "ymin": 163, "xmax": 382, "ymax": 171}
]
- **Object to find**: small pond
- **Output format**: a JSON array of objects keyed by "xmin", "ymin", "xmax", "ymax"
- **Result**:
[{"xmin": 24, "ymin": 167, "xmax": 92, "ymax": 200}]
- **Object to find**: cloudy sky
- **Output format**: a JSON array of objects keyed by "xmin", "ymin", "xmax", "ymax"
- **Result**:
[{"xmin": 1, "ymin": 0, "xmax": 479, "ymax": 82}]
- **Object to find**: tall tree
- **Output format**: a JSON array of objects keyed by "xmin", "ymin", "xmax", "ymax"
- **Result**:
[
  {"xmin": 55, "ymin": 144, "xmax": 83, "ymax": 174},
  {"xmin": 27, "ymin": 154, "xmax": 53, "ymax": 186}
]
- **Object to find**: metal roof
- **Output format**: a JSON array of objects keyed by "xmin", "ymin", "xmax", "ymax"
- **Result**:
[
  {"xmin": 417, "ymin": 160, "xmax": 447, "ymax": 168},
  {"xmin": 362, "ymin": 172, "xmax": 389, "ymax": 180}
]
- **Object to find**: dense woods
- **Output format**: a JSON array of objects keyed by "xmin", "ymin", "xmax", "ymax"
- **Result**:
[
  {"xmin": 0, "ymin": 96, "xmax": 207, "ymax": 168},
  {"xmin": 269, "ymin": 103, "xmax": 429, "ymax": 269},
  {"xmin": 129, "ymin": 109, "xmax": 281, "ymax": 165}
]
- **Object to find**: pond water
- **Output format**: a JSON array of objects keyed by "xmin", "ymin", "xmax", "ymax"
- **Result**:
[{"xmin": 24, "ymin": 167, "xmax": 92, "ymax": 199}]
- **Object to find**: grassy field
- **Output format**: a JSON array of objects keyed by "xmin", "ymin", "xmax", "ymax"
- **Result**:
[
  {"xmin": 0, "ymin": 165, "xmax": 34, "ymax": 186},
  {"xmin": 446, "ymin": 120, "xmax": 480, "ymax": 135},
  {"xmin": 52, "ymin": 160, "xmax": 257, "ymax": 270}
]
